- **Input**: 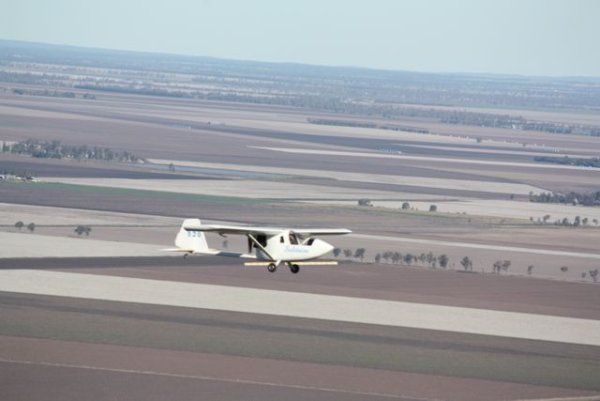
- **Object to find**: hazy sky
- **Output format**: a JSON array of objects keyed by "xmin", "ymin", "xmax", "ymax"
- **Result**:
[{"xmin": 1, "ymin": 0, "xmax": 599, "ymax": 76}]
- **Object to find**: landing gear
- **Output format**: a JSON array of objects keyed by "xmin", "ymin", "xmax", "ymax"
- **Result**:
[
  {"xmin": 289, "ymin": 264, "xmax": 300, "ymax": 274},
  {"xmin": 267, "ymin": 263, "xmax": 277, "ymax": 273}
]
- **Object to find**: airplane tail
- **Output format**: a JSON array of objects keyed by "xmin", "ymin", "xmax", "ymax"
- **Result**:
[{"xmin": 175, "ymin": 218, "xmax": 209, "ymax": 253}]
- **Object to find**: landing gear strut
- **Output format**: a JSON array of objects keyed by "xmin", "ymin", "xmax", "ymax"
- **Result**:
[
  {"xmin": 267, "ymin": 263, "xmax": 277, "ymax": 273},
  {"xmin": 289, "ymin": 264, "xmax": 300, "ymax": 274}
]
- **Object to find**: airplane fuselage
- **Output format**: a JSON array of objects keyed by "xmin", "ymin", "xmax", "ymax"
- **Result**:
[{"xmin": 256, "ymin": 237, "xmax": 334, "ymax": 262}]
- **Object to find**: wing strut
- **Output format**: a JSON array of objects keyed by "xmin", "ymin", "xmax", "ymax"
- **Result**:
[{"xmin": 247, "ymin": 233, "xmax": 276, "ymax": 262}]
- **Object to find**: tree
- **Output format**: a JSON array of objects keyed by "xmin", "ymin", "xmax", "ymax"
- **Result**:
[
  {"xmin": 391, "ymin": 252, "xmax": 402, "ymax": 264},
  {"xmin": 582, "ymin": 217, "xmax": 589, "ymax": 226},
  {"xmin": 375, "ymin": 253, "xmax": 381, "ymax": 264},
  {"xmin": 527, "ymin": 265, "xmax": 534, "ymax": 276},
  {"xmin": 589, "ymin": 269, "xmax": 598, "ymax": 282},
  {"xmin": 74, "ymin": 225, "xmax": 91, "ymax": 236},
  {"xmin": 354, "ymin": 248, "xmax": 366, "ymax": 262},
  {"xmin": 542, "ymin": 214, "xmax": 551, "ymax": 223},
  {"xmin": 429, "ymin": 204, "xmax": 437, "ymax": 212},
  {"xmin": 401, "ymin": 202, "xmax": 410, "ymax": 210},
  {"xmin": 333, "ymin": 248, "xmax": 341, "ymax": 258},
  {"xmin": 426, "ymin": 252, "xmax": 436, "ymax": 268},
  {"xmin": 502, "ymin": 260, "xmax": 511, "ymax": 272},
  {"xmin": 14, "ymin": 221, "xmax": 24, "ymax": 231},
  {"xmin": 343, "ymin": 249, "xmax": 352, "ymax": 258},
  {"xmin": 560, "ymin": 266, "xmax": 569, "ymax": 272},
  {"xmin": 460, "ymin": 256, "xmax": 473, "ymax": 271},
  {"xmin": 438, "ymin": 254, "xmax": 449, "ymax": 269},
  {"xmin": 382, "ymin": 251, "xmax": 392, "ymax": 263},
  {"xmin": 26, "ymin": 222, "xmax": 35, "ymax": 233},
  {"xmin": 403, "ymin": 253, "xmax": 414, "ymax": 265},
  {"xmin": 573, "ymin": 216, "xmax": 581, "ymax": 227},
  {"xmin": 493, "ymin": 260, "xmax": 503, "ymax": 274}
]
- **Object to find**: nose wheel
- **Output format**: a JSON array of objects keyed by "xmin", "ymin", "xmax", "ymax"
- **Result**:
[{"xmin": 267, "ymin": 263, "xmax": 277, "ymax": 273}]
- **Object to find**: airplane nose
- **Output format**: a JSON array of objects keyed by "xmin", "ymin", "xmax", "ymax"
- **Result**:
[{"xmin": 315, "ymin": 239, "xmax": 334, "ymax": 254}]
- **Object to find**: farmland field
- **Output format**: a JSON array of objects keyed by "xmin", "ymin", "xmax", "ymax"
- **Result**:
[{"xmin": 1, "ymin": 40, "xmax": 600, "ymax": 401}]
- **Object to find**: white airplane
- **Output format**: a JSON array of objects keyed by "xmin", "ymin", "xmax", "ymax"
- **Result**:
[{"xmin": 166, "ymin": 219, "xmax": 351, "ymax": 273}]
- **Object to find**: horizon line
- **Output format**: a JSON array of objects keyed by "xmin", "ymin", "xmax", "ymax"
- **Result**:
[{"xmin": 2, "ymin": 38, "xmax": 599, "ymax": 81}]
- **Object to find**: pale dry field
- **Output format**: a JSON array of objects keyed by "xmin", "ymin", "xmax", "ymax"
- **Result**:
[
  {"xmin": 0, "ymin": 202, "xmax": 180, "ymax": 226},
  {"xmin": 3, "ymin": 269, "xmax": 599, "ymax": 345},
  {"xmin": 404, "ymin": 143, "xmax": 596, "ymax": 158},
  {"xmin": 301, "ymin": 199, "xmax": 600, "ymax": 222},
  {"xmin": 2, "ymin": 203, "xmax": 598, "ymax": 282},
  {"xmin": 0, "ymin": 231, "xmax": 167, "ymax": 258},
  {"xmin": 394, "ymin": 102, "xmax": 600, "ymax": 126},
  {"xmin": 336, "ymin": 233, "xmax": 600, "ymax": 282},
  {"xmin": 2, "ymin": 92, "xmax": 599, "ymax": 284},
  {"xmin": 251, "ymin": 145, "xmax": 599, "ymax": 171},
  {"xmin": 8, "ymin": 92, "xmax": 595, "ymax": 157},
  {"xmin": 37, "ymin": 177, "xmax": 445, "ymax": 200},
  {"xmin": 147, "ymin": 159, "xmax": 544, "ymax": 195}
]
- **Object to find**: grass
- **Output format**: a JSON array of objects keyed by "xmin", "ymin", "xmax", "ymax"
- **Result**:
[
  {"xmin": 13, "ymin": 181, "xmax": 266, "ymax": 205},
  {"xmin": 298, "ymin": 201, "xmax": 527, "ymax": 229}
]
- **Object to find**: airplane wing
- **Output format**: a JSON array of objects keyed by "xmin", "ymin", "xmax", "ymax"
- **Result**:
[
  {"xmin": 291, "ymin": 228, "xmax": 352, "ymax": 236},
  {"xmin": 183, "ymin": 223, "xmax": 283, "ymax": 236},
  {"xmin": 183, "ymin": 223, "xmax": 351, "ymax": 237}
]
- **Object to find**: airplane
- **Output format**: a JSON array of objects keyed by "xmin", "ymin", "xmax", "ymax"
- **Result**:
[{"xmin": 166, "ymin": 219, "xmax": 351, "ymax": 273}]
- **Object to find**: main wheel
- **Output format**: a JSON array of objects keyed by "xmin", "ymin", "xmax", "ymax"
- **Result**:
[
  {"xmin": 290, "ymin": 264, "xmax": 300, "ymax": 274},
  {"xmin": 267, "ymin": 263, "xmax": 277, "ymax": 273}
]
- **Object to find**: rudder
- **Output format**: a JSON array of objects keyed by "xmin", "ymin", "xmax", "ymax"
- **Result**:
[{"xmin": 175, "ymin": 218, "xmax": 209, "ymax": 253}]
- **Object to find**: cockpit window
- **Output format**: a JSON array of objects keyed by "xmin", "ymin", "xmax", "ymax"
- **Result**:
[
  {"xmin": 280, "ymin": 236, "xmax": 284, "ymax": 243},
  {"xmin": 289, "ymin": 232, "xmax": 298, "ymax": 245},
  {"xmin": 306, "ymin": 238, "xmax": 315, "ymax": 246}
]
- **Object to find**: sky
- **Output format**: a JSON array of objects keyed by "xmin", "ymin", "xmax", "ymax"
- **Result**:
[{"xmin": 1, "ymin": 0, "xmax": 599, "ymax": 77}]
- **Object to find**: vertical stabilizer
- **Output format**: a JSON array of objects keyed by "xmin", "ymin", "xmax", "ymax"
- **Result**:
[{"xmin": 175, "ymin": 219, "xmax": 209, "ymax": 252}]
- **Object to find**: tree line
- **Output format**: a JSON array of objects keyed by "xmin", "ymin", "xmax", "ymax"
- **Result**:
[
  {"xmin": 14, "ymin": 221, "xmax": 93, "ymax": 237},
  {"xmin": 73, "ymin": 83, "xmax": 600, "ymax": 137},
  {"xmin": 534, "ymin": 156, "xmax": 600, "ymax": 168},
  {"xmin": 333, "ymin": 248, "xmax": 452, "ymax": 269},
  {"xmin": 332, "ymin": 249, "xmax": 600, "ymax": 282},
  {"xmin": 3, "ymin": 139, "xmax": 142, "ymax": 163},
  {"xmin": 529, "ymin": 191, "xmax": 600, "ymax": 207}
]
